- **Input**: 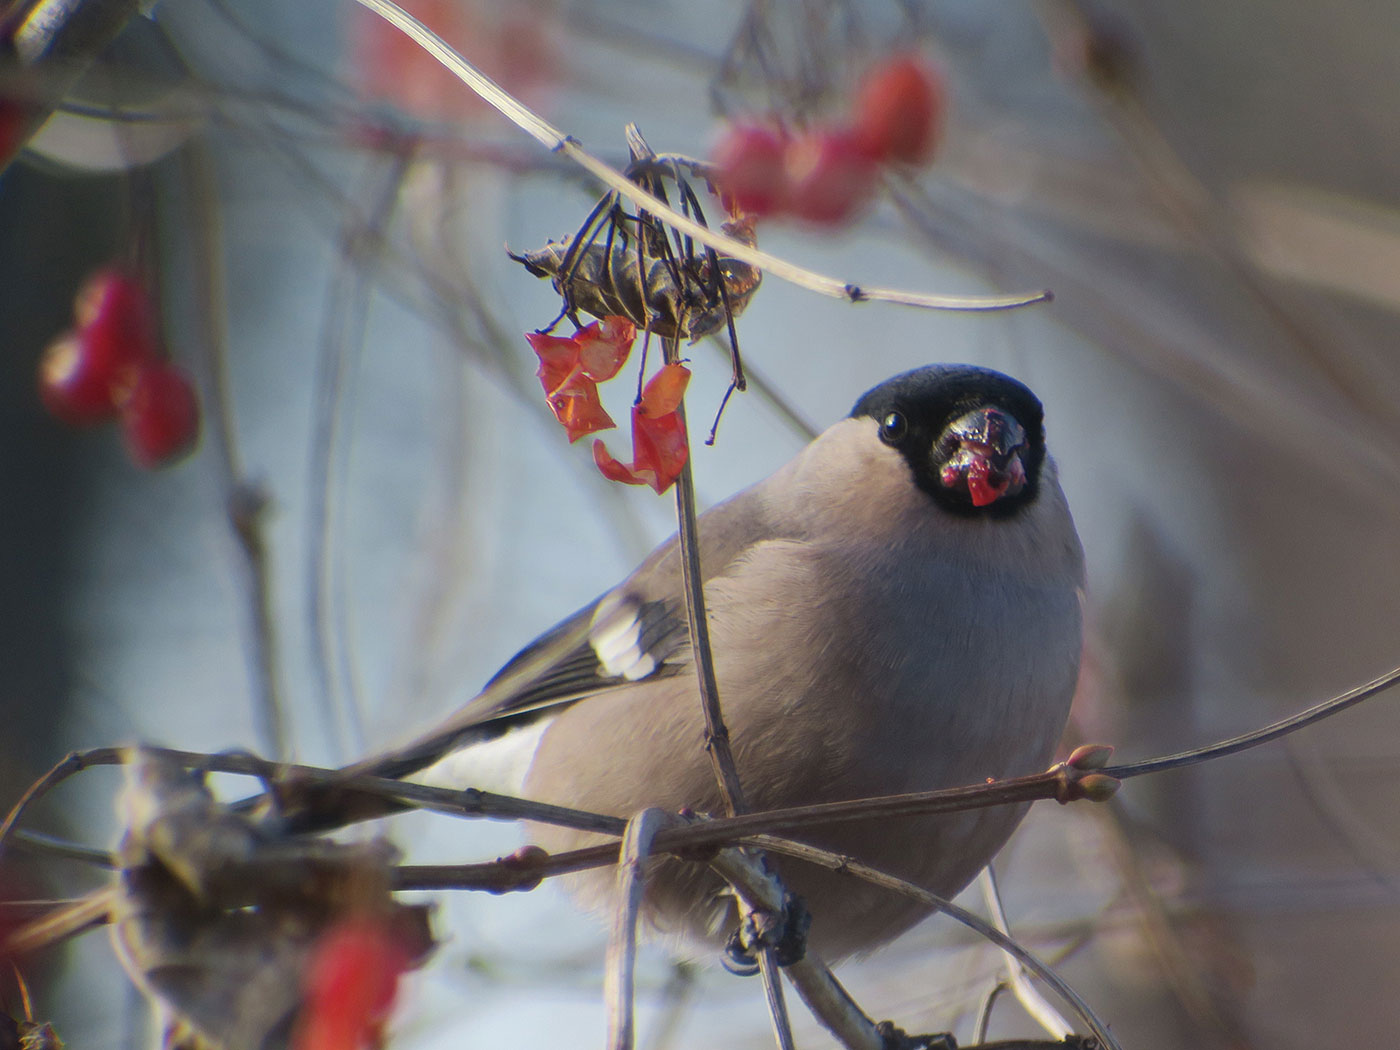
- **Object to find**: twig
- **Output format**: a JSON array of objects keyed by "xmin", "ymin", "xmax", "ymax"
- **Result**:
[
  {"xmin": 350, "ymin": 0, "xmax": 1051, "ymax": 314},
  {"xmin": 972, "ymin": 980, "xmax": 1011, "ymax": 1045},
  {"xmin": 664, "ymin": 354, "xmax": 746, "ymax": 817},
  {"xmin": 182, "ymin": 141, "xmax": 289, "ymax": 763},
  {"xmin": 660, "ymin": 341, "xmax": 797, "ymax": 1043},
  {"xmin": 0, "ymin": 0, "xmax": 143, "ymax": 170},
  {"xmin": 605, "ymin": 809, "xmax": 671, "ymax": 1050},
  {"xmin": 305, "ymin": 150, "xmax": 413, "ymax": 760},
  {"xmin": 8, "ymin": 829, "xmax": 114, "ymax": 867},
  {"xmin": 749, "ymin": 836, "xmax": 1121, "ymax": 1050},
  {"xmin": 1101, "ymin": 662, "xmax": 1400, "ymax": 779},
  {"xmin": 755, "ymin": 949, "xmax": 797, "ymax": 1050},
  {"xmin": 978, "ymin": 866, "xmax": 1072, "ymax": 1039},
  {"xmin": 710, "ymin": 848, "xmax": 882, "ymax": 1050}
]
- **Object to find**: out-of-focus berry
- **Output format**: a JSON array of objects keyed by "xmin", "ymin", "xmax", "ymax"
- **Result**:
[
  {"xmin": 785, "ymin": 130, "xmax": 879, "ymax": 226},
  {"xmin": 713, "ymin": 123, "xmax": 790, "ymax": 218},
  {"xmin": 120, "ymin": 361, "xmax": 200, "ymax": 468},
  {"xmin": 851, "ymin": 53, "xmax": 946, "ymax": 165}
]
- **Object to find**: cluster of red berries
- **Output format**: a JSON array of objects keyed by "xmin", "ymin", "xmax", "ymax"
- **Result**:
[
  {"xmin": 37, "ymin": 268, "xmax": 200, "ymax": 468},
  {"xmin": 713, "ymin": 53, "xmax": 947, "ymax": 226}
]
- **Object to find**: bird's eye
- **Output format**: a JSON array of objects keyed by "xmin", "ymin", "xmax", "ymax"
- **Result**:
[{"xmin": 878, "ymin": 411, "xmax": 908, "ymax": 445}]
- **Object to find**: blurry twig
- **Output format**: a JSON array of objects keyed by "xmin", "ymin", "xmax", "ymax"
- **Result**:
[
  {"xmin": 305, "ymin": 148, "xmax": 415, "ymax": 760},
  {"xmin": 605, "ymin": 808, "xmax": 671, "ymax": 1050},
  {"xmin": 751, "ymin": 836, "xmax": 1120, "ymax": 1050},
  {"xmin": 182, "ymin": 142, "xmax": 289, "ymax": 763},
  {"xmin": 1038, "ymin": 0, "xmax": 1394, "ymax": 428},
  {"xmin": 1101, "ymin": 663, "xmax": 1400, "ymax": 779},
  {"xmin": 0, "ymin": 0, "xmax": 142, "ymax": 170},
  {"xmin": 352, "ymin": 0, "xmax": 1051, "ymax": 314},
  {"xmin": 978, "ymin": 866, "xmax": 1073, "ymax": 1039},
  {"xmin": 9, "ymin": 829, "xmax": 114, "ymax": 867}
]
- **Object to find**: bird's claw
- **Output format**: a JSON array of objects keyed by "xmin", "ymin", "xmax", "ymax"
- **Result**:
[{"xmin": 721, "ymin": 891, "xmax": 812, "ymax": 974}]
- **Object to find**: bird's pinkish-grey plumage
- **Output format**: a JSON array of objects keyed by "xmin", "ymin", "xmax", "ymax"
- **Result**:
[{"xmin": 352, "ymin": 365, "xmax": 1085, "ymax": 961}]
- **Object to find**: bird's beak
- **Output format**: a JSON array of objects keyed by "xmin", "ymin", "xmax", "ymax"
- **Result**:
[{"xmin": 938, "ymin": 407, "xmax": 1028, "ymax": 506}]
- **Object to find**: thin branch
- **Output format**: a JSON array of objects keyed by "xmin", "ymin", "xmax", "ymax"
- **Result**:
[
  {"xmin": 755, "ymin": 950, "xmax": 797, "ymax": 1050},
  {"xmin": 1101, "ymin": 662, "xmax": 1400, "ymax": 779},
  {"xmin": 8, "ymin": 829, "xmax": 114, "ymax": 868},
  {"xmin": 710, "ymin": 849, "xmax": 882, "ymax": 1050},
  {"xmin": 305, "ymin": 150, "xmax": 413, "ymax": 760},
  {"xmin": 182, "ymin": 141, "xmax": 289, "ymax": 762},
  {"xmin": 750, "ymin": 836, "xmax": 1121, "ymax": 1050},
  {"xmin": 978, "ymin": 866, "xmax": 1072, "ymax": 1039},
  {"xmin": 350, "ymin": 0, "xmax": 1051, "ymax": 313},
  {"xmin": 665, "ymin": 364, "xmax": 746, "ymax": 818},
  {"xmin": 605, "ymin": 809, "xmax": 671, "ymax": 1050}
]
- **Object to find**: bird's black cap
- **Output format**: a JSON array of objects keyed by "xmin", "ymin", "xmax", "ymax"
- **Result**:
[{"xmin": 851, "ymin": 364, "xmax": 1047, "ymax": 516}]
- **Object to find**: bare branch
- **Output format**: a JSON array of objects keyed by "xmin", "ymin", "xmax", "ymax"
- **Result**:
[
  {"xmin": 749, "ymin": 836, "xmax": 1121, "ymax": 1050},
  {"xmin": 605, "ymin": 809, "xmax": 672, "ymax": 1050},
  {"xmin": 350, "ymin": 0, "xmax": 1051, "ymax": 314},
  {"xmin": 978, "ymin": 866, "xmax": 1073, "ymax": 1039},
  {"xmin": 1102, "ymin": 662, "xmax": 1400, "ymax": 779},
  {"xmin": 181, "ymin": 142, "xmax": 290, "ymax": 762},
  {"xmin": 711, "ymin": 848, "xmax": 882, "ymax": 1050}
]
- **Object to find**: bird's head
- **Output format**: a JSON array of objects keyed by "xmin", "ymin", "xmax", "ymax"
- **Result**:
[{"xmin": 851, "ymin": 365, "xmax": 1047, "ymax": 517}]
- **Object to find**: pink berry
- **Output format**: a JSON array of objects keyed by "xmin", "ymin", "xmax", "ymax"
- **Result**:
[
  {"xmin": 713, "ymin": 123, "xmax": 790, "ymax": 217},
  {"xmin": 851, "ymin": 54, "xmax": 946, "ymax": 166},
  {"xmin": 121, "ymin": 361, "xmax": 200, "ymax": 468},
  {"xmin": 784, "ymin": 130, "xmax": 879, "ymax": 226}
]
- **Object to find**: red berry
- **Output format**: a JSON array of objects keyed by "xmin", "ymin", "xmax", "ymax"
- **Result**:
[
  {"xmin": 38, "ymin": 332, "xmax": 122, "ymax": 425},
  {"xmin": 713, "ymin": 123, "xmax": 790, "ymax": 217},
  {"xmin": 784, "ymin": 130, "xmax": 879, "ymax": 226},
  {"xmin": 121, "ymin": 361, "xmax": 199, "ymax": 468},
  {"xmin": 76, "ymin": 269, "xmax": 159, "ymax": 379},
  {"xmin": 851, "ymin": 54, "xmax": 946, "ymax": 166},
  {"xmin": 38, "ymin": 270, "xmax": 159, "ymax": 426}
]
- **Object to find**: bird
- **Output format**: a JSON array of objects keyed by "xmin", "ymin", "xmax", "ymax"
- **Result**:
[{"xmin": 338, "ymin": 363, "xmax": 1085, "ymax": 962}]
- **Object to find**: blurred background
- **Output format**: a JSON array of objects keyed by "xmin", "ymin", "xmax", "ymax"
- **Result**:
[{"xmin": 3, "ymin": 0, "xmax": 1400, "ymax": 1047}]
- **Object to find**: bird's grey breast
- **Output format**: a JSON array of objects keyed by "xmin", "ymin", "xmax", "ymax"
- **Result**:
[{"xmin": 701, "ymin": 534, "xmax": 1081, "ymax": 804}]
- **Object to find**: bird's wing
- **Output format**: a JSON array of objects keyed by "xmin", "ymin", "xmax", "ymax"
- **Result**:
[{"xmin": 351, "ymin": 484, "xmax": 782, "ymax": 781}]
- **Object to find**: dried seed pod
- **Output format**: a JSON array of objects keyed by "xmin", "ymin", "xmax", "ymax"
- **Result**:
[{"xmin": 510, "ymin": 219, "xmax": 760, "ymax": 342}]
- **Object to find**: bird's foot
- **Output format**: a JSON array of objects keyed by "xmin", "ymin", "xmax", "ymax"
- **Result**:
[{"xmin": 721, "ymin": 891, "xmax": 811, "ymax": 974}]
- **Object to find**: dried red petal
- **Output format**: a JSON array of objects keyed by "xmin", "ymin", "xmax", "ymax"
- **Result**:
[
  {"xmin": 713, "ymin": 123, "xmax": 790, "ymax": 217},
  {"xmin": 592, "ymin": 438, "xmax": 645, "ymax": 486},
  {"xmin": 851, "ymin": 54, "xmax": 946, "ymax": 166},
  {"xmin": 120, "ymin": 361, "xmax": 200, "ymax": 468},
  {"xmin": 785, "ymin": 130, "xmax": 879, "ymax": 226},
  {"xmin": 574, "ymin": 316, "xmax": 635, "ymax": 381},
  {"xmin": 637, "ymin": 362, "xmax": 690, "ymax": 418},
  {"xmin": 295, "ymin": 917, "xmax": 411, "ymax": 1050},
  {"xmin": 547, "ymin": 372, "xmax": 615, "ymax": 442},
  {"xmin": 630, "ymin": 408, "xmax": 688, "ymax": 494},
  {"xmin": 527, "ymin": 330, "xmax": 582, "ymax": 395}
]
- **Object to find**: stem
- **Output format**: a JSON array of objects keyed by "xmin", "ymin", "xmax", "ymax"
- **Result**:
[{"xmin": 350, "ymin": 0, "xmax": 1051, "ymax": 314}]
